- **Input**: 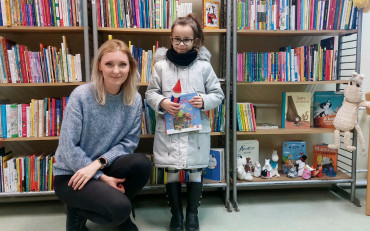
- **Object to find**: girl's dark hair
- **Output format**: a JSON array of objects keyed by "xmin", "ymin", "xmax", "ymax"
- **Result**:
[{"xmin": 171, "ymin": 14, "xmax": 204, "ymax": 50}]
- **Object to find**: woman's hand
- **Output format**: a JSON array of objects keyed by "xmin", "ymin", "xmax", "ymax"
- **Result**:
[
  {"xmin": 189, "ymin": 95, "xmax": 204, "ymax": 108},
  {"xmin": 99, "ymin": 174, "xmax": 126, "ymax": 193},
  {"xmin": 160, "ymin": 98, "xmax": 180, "ymax": 116},
  {"xmin": 68, "ymin": 160, "xmax": 101, "ymax": 190}
]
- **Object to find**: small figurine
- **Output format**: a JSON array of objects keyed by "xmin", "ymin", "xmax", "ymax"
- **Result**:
[
  {"xmin": 287, "ymin": 165, "xmax": 298, "ymax": 178},
  {"xmin": 311, "ymin": 164, "xmax": 323, "ymax": 178},
  {"xmin": 270, "ymin": 150, "xmax": 280, "ymax": 177},
  {"xmin": 261, "ymin": 159, "xmax": 272, "ymax": 179},
  {"xmin": 171, "ymin": 79, "xmax": 182, "ymax": 103},
  {"xmin": 254, "ymin": 162, "xmax": 261, "ymax": 177},
  {"xmin": 322, "ymin": 158, "xmax": 337, "ymax": 177},
  {"xmin": 282, "ymin": 158, "xmax": 292, "ymax": 175},
  {"xmin": 302, "ymin": 165, "xmax": 314, "ymax": 180},
  {"xmin": 236, "ymin": 155, "xmax": 253, "ymax": 181},
  {"xmin": 296, "ymin": 155, "xmax": 307, "ymax": 176},
  {"xmin": 328, "ymin": 72, "xmax": 370, "ymax": 152}
]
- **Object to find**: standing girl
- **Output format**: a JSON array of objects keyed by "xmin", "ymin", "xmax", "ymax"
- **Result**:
[
  {"xmin": 53, "ymin": 39, "xmax": 152, "ymax": 231},
  {"xmin": 145, "ymin": 14, "xmax": 224, "ymax": 231}
]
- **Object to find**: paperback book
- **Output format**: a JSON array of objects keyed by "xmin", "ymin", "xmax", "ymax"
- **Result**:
[
  {"xmin": 203, "ymin": 148, "xmax": 224, "ymax": 182},
  {"xmin": 313, "ymin": 91, "xmax": 344, "ymax": 128},
  {"xmin": 164, "ymin": 92, "xmax": 202, "ymax": 135}
]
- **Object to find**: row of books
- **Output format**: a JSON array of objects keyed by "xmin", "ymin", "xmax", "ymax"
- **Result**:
[
  {"xmin": 237, "ymin": 0, "xmax": 358, "ymax": 31},
  {"xmin": 97, "ymin": 0, "xmax": 192, "ymax": 29},
  {"xmin": 237, "ymin": 36, "xmax": 338, "ymax": 82},
  {"xmin": 142, "ymin": 99, "xmax": 226, "ymax": 135},
  {"xmin": 0, "ymin": 151, "xmax": 55, "ymax": 193},
  {"xmin": 0, "ymin": 0, "xmax": 84, "ymax": 27},
  {"xmin": 237, "ymin": 140, "xmax": 337, "ymax": 173},
  {"xmin": 146, "ymin": 148, "xmax": 225, "ymax": 185},
  {"xmin": 236, "ymin": 102, "xmax": 257, "ymax": 132},
  {"xmin": 129, "ymin": 41, "xmax": 156, "ymax": 83},
  {"xmin": 0, "ymin": 97, "xmax": 69, "ymax": 139},
  {"xmin": 0, "ymin": 36, "xmax": 83, "ymax": 84}
]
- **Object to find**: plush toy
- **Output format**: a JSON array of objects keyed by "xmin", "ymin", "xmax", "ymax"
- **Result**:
[
  {"xmin": 302, "ymin": 165, "xmax": 314, "ymax": 180},
  {"xmin": 269, "ymin": 150, "xmax": 280, "ymax": 177},
  {"xmin": 236, "ymin": 155, "xmax": 253, "ymax": 181},
  {"xmin": 353, "ymin": 0, "xmax": 370, "ymax": 12},
  {"xmin": 254, "ymin": 162, "xmax": 261, "ymax": 177},
  {"xmin": 328, "ymin": 72, "xmax": 370, "ymax": 152}
]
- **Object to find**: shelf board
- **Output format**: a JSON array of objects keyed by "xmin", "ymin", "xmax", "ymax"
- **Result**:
[
  {"xmin": 0, "ymin": 82, "xmax": 85, "ymax": 87},
  {"xmin": 0, "ymin": 26, "xmax": 84, "ymax": 33},
  {"xmin": 237, "ymin": 80, "xmax": 348, "ymax": 85},
  {"xmin": 237, "ymin": 128, "xmax": 334, "ymax": 135},
  {"xmin": 141, "ymin": 132, "xmax": 225, "ymax": 138},
  {"xmin": 236, "ymin": 171, "xmax": 352, "ymax": 187},
  {"xmin": 237, "ymin": 29, "xmax": 357, "ymax": 36},
  {"xmin": 1, "ymin": 136, "xmax": 59, "ymax": 141},
  {"xmin": 98, "ymin": 27, "xmax": 226, "ymax": 35},
  {"xmin": 0, "ymin": 190, "xmax": 56, "ymax": 198}
]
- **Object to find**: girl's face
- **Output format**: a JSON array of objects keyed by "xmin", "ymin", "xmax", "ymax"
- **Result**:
[
  {"xmin": 99, "ymin": 50, "xmax": 130, "ymax": 95},
  {"xmin": 171, "ymin": 25, "xmax": 195, "ymax": 54}
]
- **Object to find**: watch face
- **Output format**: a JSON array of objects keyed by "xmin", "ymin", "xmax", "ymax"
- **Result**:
[{"xmin": 99, "ymin": 157, "xmax": 107, "ymax": 165}]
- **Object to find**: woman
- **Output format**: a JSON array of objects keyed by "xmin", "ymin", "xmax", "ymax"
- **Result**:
[{"xmin": 53, "ymin": 39, "xmax": 151, "ymax": 231}]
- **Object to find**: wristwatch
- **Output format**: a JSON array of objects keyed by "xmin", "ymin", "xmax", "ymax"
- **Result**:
[{"xmin": 98, "ymin": 157, "xmax": 108, "ymax": 169}]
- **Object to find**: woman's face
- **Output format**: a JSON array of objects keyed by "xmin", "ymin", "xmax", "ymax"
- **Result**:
[
  {"xmin": 171, "ymin": 24, "xmax": 195, "ymax": 54},
  {"xmin": 99, "ymin": 50, "xmax": 130, "ymax": 95}
]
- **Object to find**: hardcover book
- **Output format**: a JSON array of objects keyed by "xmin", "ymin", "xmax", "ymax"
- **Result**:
[
  {"xmin": 203, "ymin": 148, "xmax": 224, "ymax": 182},
  {"xmin": 313, "ymin": 144, "xmax": 338, "ymax": 171},
  {"xmin": 282, "ymin": 141, "xmax": 306, "ymax": 165},
  {"xmin": 236, "ymin": 139, "xmax": 259, "ymax": 171},
  {"xmin": 313, "ymin": 91, "xmax": 344, "ymax": 128},
  {"xmin": 282, "ymin": 92, "xmax": 311, "ymax": 129},
  {"xmin": 203, "ymin": 0, "xmax": 220, "ymax": 29},
  {"xmin": 164, "ymin": 92, "xmax": 202, "ymax": 135}
]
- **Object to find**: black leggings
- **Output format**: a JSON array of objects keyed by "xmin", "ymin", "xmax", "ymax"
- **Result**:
[{"xmin": 54, "ymin": 153, "xmax": 152, "ymax": 226}]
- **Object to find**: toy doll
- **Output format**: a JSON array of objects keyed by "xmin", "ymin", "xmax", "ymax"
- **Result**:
[
  {"xmin": 302, "ymin": 165, "xmax": 314, "ymax": 180},
  {"xmin": 287, "ymin": 165, "xmax": 298, "ymax": 178},
  {"xmin": 296, "ymin": 155, "xmax": 307, "ymax": 176},
  {"xmin": 311, "ymin": 164, "xmax": 323, "ymax": 178},
  {"xmin": 261, "ymin": 159, "xmax": 272, "ymax": 179},
  {"xmin": 270, "ymin": 150, "xmax": 280, "ymax": 177},
  {"xmin": 328, "ymin": 72, "xmax": 370, "ymax": 152},
  {"xmin": 254, "ymin": 162, "xmax": 261, "ymax": 177}
]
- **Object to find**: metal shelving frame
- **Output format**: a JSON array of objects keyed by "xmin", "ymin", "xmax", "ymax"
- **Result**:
[{"xmin": 231, "ymin": 1, "xmax": 364, "ymax": 211}]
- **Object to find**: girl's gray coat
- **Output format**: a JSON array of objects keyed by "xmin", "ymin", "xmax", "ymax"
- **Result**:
[{"xmin": 145, "ymin": 46, "xmax": 224, "ymax": 169}]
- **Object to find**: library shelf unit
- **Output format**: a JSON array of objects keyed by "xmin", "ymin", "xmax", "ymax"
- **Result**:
[
  {"xmin": 91, "ymin": 0, "xmax": 233, "ymax": 211},
  {"xmin": 0, "ymin": 1, "xmax": 90, "ymax": 201},
  {"xmin": 231, "ymin": 2, "xmax": 364, "ymax": 211}
]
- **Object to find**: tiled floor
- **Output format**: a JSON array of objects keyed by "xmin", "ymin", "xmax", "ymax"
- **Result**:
[{"xmin": 1, "ymin": 187, "xmax": 370, "ymax": 231}]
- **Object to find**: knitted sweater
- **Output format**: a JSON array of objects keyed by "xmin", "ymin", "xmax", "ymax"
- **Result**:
[{"xmin": 53, "ymin": 83, "xmax": 142, "ymax": 179}]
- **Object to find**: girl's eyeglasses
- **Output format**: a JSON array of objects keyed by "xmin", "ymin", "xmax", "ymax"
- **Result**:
[{"xmin": 171, "ymin": 38, "xmax": 194, "ymax": 46}]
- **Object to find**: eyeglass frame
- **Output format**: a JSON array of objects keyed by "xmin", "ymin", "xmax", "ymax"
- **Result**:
[{"xmin": 171, "ymin": 37, "xmax": 195, "ymax": 46}]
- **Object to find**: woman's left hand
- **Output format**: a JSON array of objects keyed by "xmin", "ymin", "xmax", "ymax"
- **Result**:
[
  {"xmin": 189, "ymin": 95, "xmax": 204, "ymax": 108},
  {"xmin": 68, "ymin": 161, "xmax": 101, "ymax": 190}
]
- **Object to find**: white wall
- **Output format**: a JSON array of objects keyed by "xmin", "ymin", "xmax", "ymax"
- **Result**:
[{"xmin": 357, "ymin": 11, "xmax": 370, "ymax": 180}]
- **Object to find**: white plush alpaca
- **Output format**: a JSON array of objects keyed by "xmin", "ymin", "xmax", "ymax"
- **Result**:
[
  {"xmin": 262, "ymin": 159, "xmax": 272, "ymax": 179},
  {"xmin": 269, "ymin": 150, "xmax": 280, "ymax": 177},
  {"xmin": 328, "ymin": 72, "xmax": 370, "ymax": 152},
  {"xmin": 236, "ymin": 155, "xmax": 253, "ymax": 181},
  {"xmin": 254, "ymin": 162, "xmax": 261, "ymax": 177},
  {"xmin": 296, "ymin": 159, "xmax": 306, "ymax": 176}
]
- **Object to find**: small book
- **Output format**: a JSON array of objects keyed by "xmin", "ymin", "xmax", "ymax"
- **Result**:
[
  {"xmin": 282, "ymin": 141, "xmax": 306, "ymax": 164},
  {"xmin": 203, "ymin": 0, "xmax": 220, "ymax": 29},
  {"xmin": 256, "ymin": 122, "xmax": 279, "ymax": 129},
  {"xmin": 164, "ymin": 92, "xmax": 202, "ymax": 135},
  {"xmin": 203, "ymin": 148, "xmax": 224, "ymax": 182}
]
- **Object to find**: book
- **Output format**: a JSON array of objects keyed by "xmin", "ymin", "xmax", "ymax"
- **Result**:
[
  {"xmin": 256, "ymin": 122, "xmax": 279, "ymax": 129},
  {"xmin": 313, "ymin": 144, "xmax": 337, "ymax": 171},
  {"xmin": 203, "ymin": 148, "xmax": 224, "ymax": 182},
  {"xmin": 313, "ymin": 91, "xmax": 344, "ymax": 128},
  {"xmin": 164, "ymin": 92, "xmax": 202, "ymax": 135},
  {"xmin": 236, "ymin": 139, "xmax": 259, "ymax": 171},
  {"xmin": 281, "ymin": 92, "xmax": 311, "ymax": 129},
  {"xmin": 282, "ymin": 141, "xmax": 306, "ymax": 165},
  {"xmin": 203, "ymin": 0, "xmax": 220, "ymax": 29}
]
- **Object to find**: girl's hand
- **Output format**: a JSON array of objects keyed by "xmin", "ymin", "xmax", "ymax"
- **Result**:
[
  {"xmin": 189, "ymin": 95, "xmax": 204, "ymax": 108},
  {"xmin": 68, "ymin": 160, "xmax": 101, "ymax": 190},
  {"xmin": 99, "ymin": 174, "xmax": 126, "ymax": 193},
  {"xmin": 160, "ymin": 98, "xmax": 180, "ymax": 116}
]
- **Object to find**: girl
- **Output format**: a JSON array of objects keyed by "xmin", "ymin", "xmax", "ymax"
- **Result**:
[
  {"xmin": 53, "ymin": 39, "xmax": 152, "ymax": 231},
  {"xmin": 145, "ymin": 14, "xmax": 224, "ymax": 231}
]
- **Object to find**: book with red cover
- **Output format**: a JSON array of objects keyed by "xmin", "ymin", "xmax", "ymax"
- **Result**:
[{"xmin": 313, "ymin": 144, "xmax": 337, "ymax": 171}]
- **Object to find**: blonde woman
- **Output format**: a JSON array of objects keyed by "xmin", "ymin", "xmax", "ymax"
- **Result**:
[{"xmin": 53, "ymin": 39, "xmax": 151, "ymax": 231}]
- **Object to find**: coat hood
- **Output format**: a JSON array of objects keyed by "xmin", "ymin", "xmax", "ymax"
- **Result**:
[{"xmin": 154, "ymin": 46, "xmax": 211, "ymax": 64}]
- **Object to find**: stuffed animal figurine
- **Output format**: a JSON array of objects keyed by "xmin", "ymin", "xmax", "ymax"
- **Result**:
[
  {"xmin": 296, "ymin": 155, "xmax": 307, "ymax": 177},
  {"xmin": 261, "ymin": 159, "xmax": 272, "ymax": 179},
  {"xmin": 302, "ymin": 165, "xmax": 314, "ymax": 180},
  {"xmin": 236, "ymin": 155, "xmax": 253, "ymax": 181},
  {"xmin": 270, "ymin": 150, "xmax": 280, "ymax": 177},
  {"xmin": 328, "ymin": 72, "xmax": 370, "ymax": 152},
  {"xmin": 254, "ymin": 162, "xmax": 261, "ymax": 177}
]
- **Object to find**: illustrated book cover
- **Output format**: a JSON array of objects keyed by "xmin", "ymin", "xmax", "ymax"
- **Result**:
[
  {"xmin": 313, "ymin": 144, "xmax": 338, "ymax": 171},
  {"xmin": 236, "ymin": 139, "xmax": 259, "ymax": 172},
  {"xmin": 203, "ymin": 0, "xmax": 220, "ymax": 29},
  {"xmin": 282, "ymin": 92, "xmax": 311, "ymax": 129},
  {"xmin": 282, "ymin": 141, "xmax": 306, "ymax": 165},
  {"xmin": 164, "ymin": 92, "xmax": 202, "ymax": 135},
  {"xmin": 203, "ymin": 148, "xmax": 224, "ymax": 182},
  {"xmin": 313, "ymin": 91, "xmax": 344, "ymax": 128}
]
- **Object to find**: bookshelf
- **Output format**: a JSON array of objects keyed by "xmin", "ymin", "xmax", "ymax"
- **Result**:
[
  {"xmin": 91, "ymin": 0, "xmax": 232, "ymax": 211},
  {"xmin": 231, "ymin": 2, "xmax": 364, "ymax": 211},
  {"xmin": 0, "ymin": 0, "xmax": 89, "ymax": 199}
]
